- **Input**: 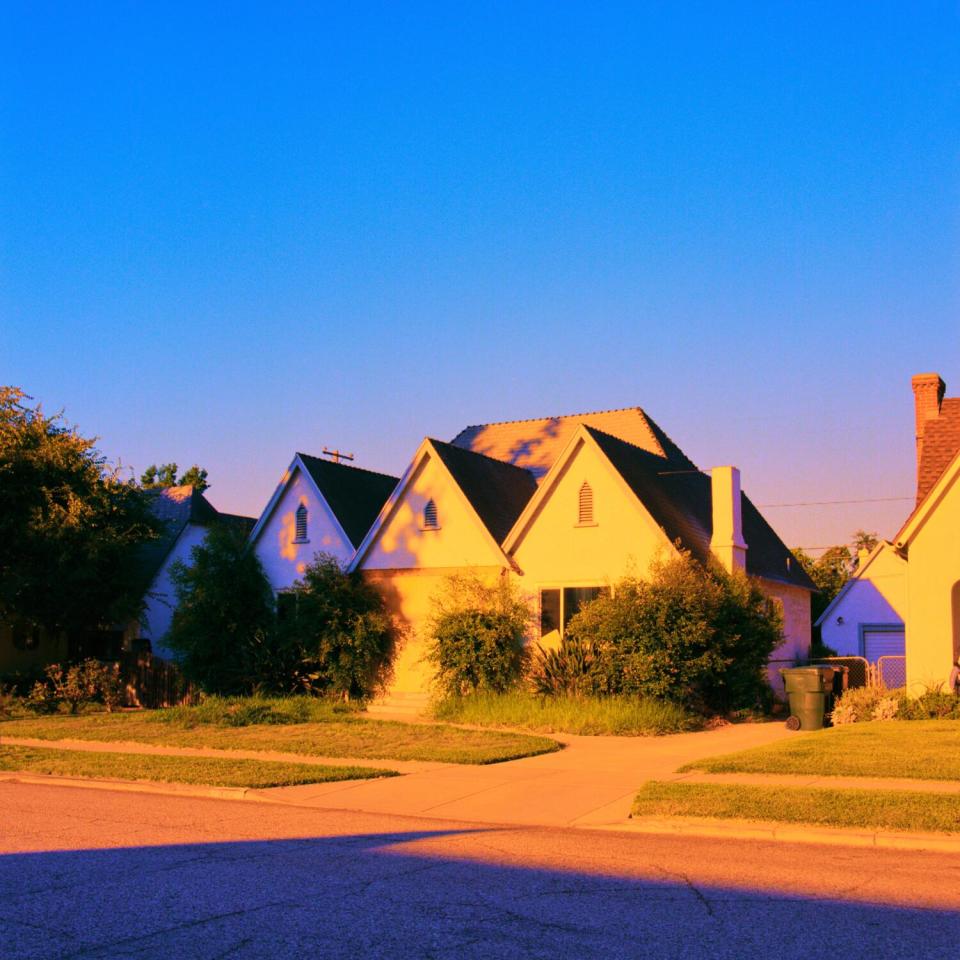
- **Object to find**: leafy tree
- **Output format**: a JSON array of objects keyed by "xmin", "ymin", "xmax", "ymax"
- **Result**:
[
  {"xmin": 279, "ymin": 554, "xmax": 394, "ymax": 700},
  {"xmin": 166, "ymin": 524, "xmax": 281, "ymax": 694},
  {"xmin": 427, "ymin": 575, "xmax": 531, "ymax": 699},
  {"xmin": 563, "ymin": 553, "xmax": 782, "ymax": 713},
  {"xmin": 140, "ymin": 462, "xmax": 210, "ymax": 493},
  {"xmin": 0, "ymin": 387, "xmax": 161, "ymax": 636}
]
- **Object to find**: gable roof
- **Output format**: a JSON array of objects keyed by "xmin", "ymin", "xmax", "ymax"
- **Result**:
[
  {"xmin": 813, "ymin": 540, "xmax": 904, "ymax": 627},
  {"xmin": 502, "ymin": 424, "xmax": 811, "ymax": 590},
  {"xmin": 895, "ymin": 445, "xmax": 960, "ymax": 550},
  {"xmin": 133, "ymin": 486, "xmax": 249, "ymax": 593},
  {"xmin": 429, "ymin": 440, "xmax": 538, "ymax": 543},
  {"xmin": 295, "ymin": 453, "xmax": 399, "ymax": 548},
  {"xmin": 349, "ymin": 438, "xmax": 537, "ymax": 571},
  {"xmin": 917, "ymin": 397, "xmax": 960, "ymax": 504},
  {"xmin": 451, "ymin": 406, "xmax": 696, "ymax": 481}
]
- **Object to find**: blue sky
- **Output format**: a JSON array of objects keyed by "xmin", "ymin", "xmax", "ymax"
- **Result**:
[{"xmin": 2, "ymin": 2, "xmax": 958, "ymax": 551}]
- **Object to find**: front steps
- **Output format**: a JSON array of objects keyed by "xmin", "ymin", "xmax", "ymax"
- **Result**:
[{"xmin": 365, "ymin": 691, "xmax": 432, "ymax": 719}]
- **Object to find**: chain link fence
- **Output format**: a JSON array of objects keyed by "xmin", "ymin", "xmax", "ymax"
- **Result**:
[{"xmin": 875, "ymin": 655, "xmax": 907, "ymax": 690}]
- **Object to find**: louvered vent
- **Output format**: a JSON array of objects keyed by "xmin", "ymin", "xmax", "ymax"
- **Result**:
[
  {"xmin": 423, "ymin": 499, "xmax": 439, "ymax": 529},
  {"xmin": 578, "ymin": 482, "xmax": 594, "ymax": 524},
  {"xmin": 295, "ymin": 504, "xmax": 308, "ymax": 541}
]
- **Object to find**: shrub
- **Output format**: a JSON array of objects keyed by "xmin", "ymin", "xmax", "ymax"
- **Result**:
[
  {"xmin": 278, "ymin": 554, "xmax": 394, "ymax": 700},
  {"xmin": 828, "ymin": 685, "xmax": 886, "ymax": 724},
  {"xmin": 897, "ymin": 690, "xmax": 960, "ymax": 720},
  {"xmin": 25, "ymin": 659, "xmax": 119, "ymax": 714},
  {"xmin": 166, "ymin": 523, "xmax": 281, "ymax": 695},
  {"xmin": 528, "ymin": 637, "xmax": 606, "ymax": 697},
  {"xmin": 427, "ymin": 575, "xmax": 531, "ymax": 699},
  {"xmin": 872, "ymin": 696, "xmax": 901, "ymax": 722},
  {"xmin": 563, "ymin": 553, "xmax": 782, "ymax": 714}
]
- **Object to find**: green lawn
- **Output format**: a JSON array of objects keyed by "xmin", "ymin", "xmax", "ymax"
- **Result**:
[
  {"xmin": 681, "ymin": 720, "xmax": 960, "ymax": 781},
  {"xmin": 632, "ymin": 781, "xmax": 960, "ymax": 833},
  {"xmin": 0, "ymin": 744, "xmax": 396, "ymax": 788},
  {"xmin": 0, "ymin": 710, "xmax": 560, "ymax": 764},
  {"xmin": 433, "ymin": 691, "xmax": 698, "ymax": 736}
]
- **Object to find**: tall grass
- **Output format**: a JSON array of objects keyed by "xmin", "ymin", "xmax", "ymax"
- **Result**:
[
  {"xmin": 149, "ymin": 695, "xmax": 361, "ymax": 727},
  {"xmin": 433, "ymin": 691, "xmax": 700, "ymax": 736}
]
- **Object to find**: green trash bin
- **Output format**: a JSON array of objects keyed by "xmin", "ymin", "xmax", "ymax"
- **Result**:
[{"xmin": 778, "ymin": 666, "xmax": 837, "ymax": 731}]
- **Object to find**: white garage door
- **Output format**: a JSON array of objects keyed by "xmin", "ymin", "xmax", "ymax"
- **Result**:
[{"xmin": 863, "ymin": 629, "xmax": 905, "ymax": 661}]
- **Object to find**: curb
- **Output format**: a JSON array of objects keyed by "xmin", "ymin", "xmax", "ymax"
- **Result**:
[
  {"xmin": 590, "ymin": 815, "xmax": 960, "ymax": 853},
  {"xmin": 0, "ymin": 771, "xmax": 265, "ymax": 804}
]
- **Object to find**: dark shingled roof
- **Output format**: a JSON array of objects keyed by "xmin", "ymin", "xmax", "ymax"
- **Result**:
[
  {"xmin": 451, "ymin": 406, "xmax": 696, "ymax": 481},
  {"xmin": 297, "ymin": 453, "xmax": 399, "ymax": 548},
  {"xmin": 584, "ymin": 427, "xmax": 815, "ymax": 590},
  {"xmin": 917, "ymin": 397, "xmax": 960, "ymax": 504},
  {"xmin": 133, "ymin": 487, "xmax": 255, "ymax": 593},
  {"xmin": 429, "ymin": 439, "xmax": 538, "ymax": 544}
]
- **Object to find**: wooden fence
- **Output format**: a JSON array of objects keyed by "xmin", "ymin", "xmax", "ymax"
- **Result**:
[{"xmin": 116, "ymin": 652, "xmax": 197, "ymax": 709}]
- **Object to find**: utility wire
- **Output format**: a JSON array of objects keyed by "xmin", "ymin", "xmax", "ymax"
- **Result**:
[{"xmin": 757, "ymin": 496, "xmax": 913, "ymax": 508}]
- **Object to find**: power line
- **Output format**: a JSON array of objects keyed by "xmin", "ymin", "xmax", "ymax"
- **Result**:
[{"xmin": 757, "ymin": 496, "xmax": 913, "ymax": 508}]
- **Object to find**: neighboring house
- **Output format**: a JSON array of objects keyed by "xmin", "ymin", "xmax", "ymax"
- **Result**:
[
  {"xmin": 133, "ymin": 486, "xmax": 255, "ymax": 659},
  {"xmin": 815, "ymin": 372, "xmax": 960, "ymax": 693},
  {"xmin": 816, "ymin": 541, "xmax": 908, "ymax": 660},
  {"xmin": 0, "ymin": 621, "xmax": 68, "ymax": 677},
  {"xmin": 248, "ymin": 452, "xmax": 398, "ymax": 592},
  {"xmin": 351, "ymin": 407, "xmax": 814, "ymax": 700}
]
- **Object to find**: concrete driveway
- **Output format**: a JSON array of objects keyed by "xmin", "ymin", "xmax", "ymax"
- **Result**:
[{"xmin": 255, "ymin": 721, "xmax": 794, "ymax": 827}]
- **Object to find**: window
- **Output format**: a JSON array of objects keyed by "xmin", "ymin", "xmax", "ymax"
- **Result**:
[
  {"xmin": 577, "ymin": 481, "xmax": 594, "ymax": 525},
  {"xmin": 539, "ymin": 586, "xmax": 610, "ymax": 638},
  {"xmin": 423, "ymin": 498, "xmax": 439, "ymax": 530},
  {"xmin": 294, "ymin": 504, "xmax": 308, "ymax": 542}
]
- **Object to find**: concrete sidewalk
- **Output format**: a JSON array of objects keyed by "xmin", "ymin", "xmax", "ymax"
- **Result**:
[
  {"xmin": 4, "ymin": 722, "xmax": 794, "ymax": 827},
  {"xmin": 249, "ymin": 722, "xmax": 797, "ymax": 826}
]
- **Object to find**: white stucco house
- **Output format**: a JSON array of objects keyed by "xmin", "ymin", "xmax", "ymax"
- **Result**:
[
  {"xmin": 133, "ymin": 486, "xmax": 255, "ymax": 658},
  {"xmin": 248, "ymin": 452, "xmax": 398, "ymax": 592}
]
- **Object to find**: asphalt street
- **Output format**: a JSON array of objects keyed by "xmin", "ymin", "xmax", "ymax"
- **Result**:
[{"xmin": 3, "ymin": 782, "xmax": 960, "ymax": 959}]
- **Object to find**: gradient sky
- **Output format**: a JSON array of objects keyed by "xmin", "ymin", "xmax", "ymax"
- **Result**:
[{"xmin": 3, "ymin": 2, "xmax": 958, "ymax": 553}]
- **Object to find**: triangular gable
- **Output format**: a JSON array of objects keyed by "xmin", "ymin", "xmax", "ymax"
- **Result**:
[
  {"xmin": 813, "ymin": 541, "xmax": 904, "ymax": 627},
  {"xmin": 501, "ymin": 424, "xmax": 679, "ymax": 559},
  {"xmin": 349, "ymin": 439, "xmax": 527, "ymax": 572},
  {"xmin": 247, "ymin": 455, "xmax": 354, "ymax": 553},
  {"xmin": 895, "ymin": 446, "xmax": 960, "ymax": 550}
]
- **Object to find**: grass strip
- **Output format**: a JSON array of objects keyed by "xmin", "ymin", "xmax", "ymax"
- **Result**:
[
  {"xmin": 632, "ymin": 781, "xmax": 960, "ymax": 834},
  {"xmin": 0, "ymin": 747, "xmax": 398, "ymax": 787},
  {"xmin": 433, "ymin": 691, "xmax": 699, "ymax": 736},
  {"xmin": 679, "ymin": 720, "xmax": 960, "ymax": 781},
  {"xmin": 0, "ymin": 712, "xmax": 560, "ymax": 765},
  {"xmin": 0, "ymin": 744, "xmax": 396, "ymax": 788}
]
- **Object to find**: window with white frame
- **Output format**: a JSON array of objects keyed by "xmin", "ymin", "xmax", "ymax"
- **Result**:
[{"xmin": 294, "ymin": 504, "xmax": 308, "ymax": 542}]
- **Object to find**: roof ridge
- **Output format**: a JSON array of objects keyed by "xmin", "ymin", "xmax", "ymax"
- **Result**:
[
  {"xmin": 296, "ymin": 451, "xmax": 399, "ymax": 482},
  {"xmin": 581, "ymin": 423, "xmax": 684, "ymax": 464},
  {"xmin": 428, "ymin": 437, "xmax": 539, "ymax": 477},
  {"xmin": 457, "ymin": 405, "xmax": 645, "ymax": 432}
]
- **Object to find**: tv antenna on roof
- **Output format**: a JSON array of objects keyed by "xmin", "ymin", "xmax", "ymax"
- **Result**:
[{"xmin": 322, "ymin": 447, "xmax": 355, "ymax": 465}]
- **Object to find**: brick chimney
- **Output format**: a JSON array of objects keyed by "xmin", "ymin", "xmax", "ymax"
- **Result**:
[
  {"xmin": 710, "ymin": 466, "xmax": 747, "ymax": 573},
  {"xmin": 912, "ymin": 372, "xmax": 945, "ymax": 483}
]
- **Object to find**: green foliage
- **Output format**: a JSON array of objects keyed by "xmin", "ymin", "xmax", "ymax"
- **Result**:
[
  {"xmin": 427, "ymin": 575, "xmax": 532, "ymax": 698},
  {"xmin": 25, "ymin": 659, "xmax": 121, "ymax": 714},
  {"xmin": 278, "ymin": 554, "xmax": 394, "ymax": 700},
  {"xmin": 0, "ymin": 386, "xmax": 161, "ymax": 635},
  {"xmin": 563, "ymin": 553, "xmax": 782, "ymax": 714},
  {"xmin": 166, "ymin": 524, "xmax": 281, "ymax": 695},
  {"xmin": 434, "ymin": 690, "xmax": 699, "ymax": 736},
  {"xmin": 151, "ymin": 694, "xmax": 358, "ymax": 727},
  {"xmin": 831, "ymin": 686, "xmax": 960, "ymax": 725},
  {"xmin": 140, "ymin": 462, "xmax": 210, "ymax": 493},
  {"xmin": 528, "ymin": 637, "xmax": 607, "ymax": 697}
]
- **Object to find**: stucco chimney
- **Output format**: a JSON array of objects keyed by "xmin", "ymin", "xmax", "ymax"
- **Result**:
[
  {"xmin": 912, "ymin": 373, "xmax": 945, "ymax": 479},
  {"xmin": 710, "ymin": 466, "xmax": 747, "ymax": 573}
]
